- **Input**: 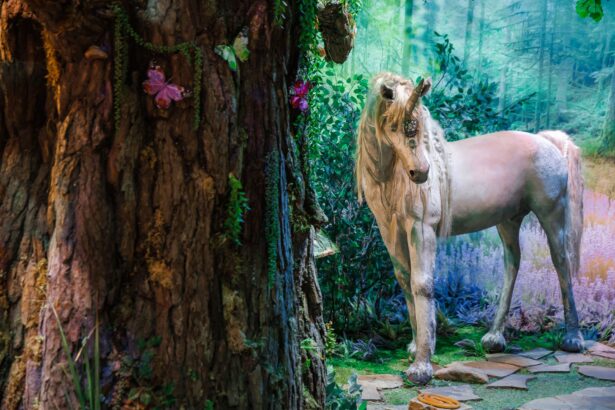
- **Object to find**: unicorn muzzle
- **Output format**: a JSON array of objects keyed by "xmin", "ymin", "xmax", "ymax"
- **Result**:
[{"xmin": 409, "ymin": 165, "xmax": 429, "ymax": 184}]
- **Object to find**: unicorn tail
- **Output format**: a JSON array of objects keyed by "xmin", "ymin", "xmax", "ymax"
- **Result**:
[{"xmin": 538, "ymin": 130, "xmax": 584, "ymax": 276}]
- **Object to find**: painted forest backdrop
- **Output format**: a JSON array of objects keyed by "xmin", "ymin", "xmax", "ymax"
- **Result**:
[{"xmin": 307, "ymin": 0, "xmax": 615, "ymax": 369}]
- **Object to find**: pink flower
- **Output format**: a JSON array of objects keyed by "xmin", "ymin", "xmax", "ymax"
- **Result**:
[{"xmin": 290, "ymin": 80, "xmax": 310, "ymax": 112}]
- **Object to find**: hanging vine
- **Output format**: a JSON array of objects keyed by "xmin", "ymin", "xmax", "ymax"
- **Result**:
[{"xmin": 111, "ymin": 4, "xmax": 203, "ymax": 132}]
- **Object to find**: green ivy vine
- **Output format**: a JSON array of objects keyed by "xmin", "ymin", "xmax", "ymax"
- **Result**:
[
  {"xmin": 112, "ymin": 4, "xmax": 203, "ymax": 132},
  {"xmin": 224, "ymin": 174, "xmax": 250, "ymax": 246}
]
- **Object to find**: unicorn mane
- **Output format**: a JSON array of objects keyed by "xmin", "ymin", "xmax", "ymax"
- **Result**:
[{"xmin": 355, "ymin": 72, "xmax": 452, "ymax": 237}]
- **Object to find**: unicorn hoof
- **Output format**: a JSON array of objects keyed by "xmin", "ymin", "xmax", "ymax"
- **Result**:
[
  {"xmin": 405, "ymin": 362, "xmax": 433, "ymax": 385},
  {"xmin": 561, "ymin": 330, "xmax": 584, "ymax": 352},
  {"xmin": 481, "ymin": 331, "xmax": 507, "ymax": 353}
]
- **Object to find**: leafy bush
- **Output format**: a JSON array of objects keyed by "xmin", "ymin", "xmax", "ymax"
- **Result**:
[{"xmin": 325, "ymin": 366, "xmax": 366, "ymax": 410}]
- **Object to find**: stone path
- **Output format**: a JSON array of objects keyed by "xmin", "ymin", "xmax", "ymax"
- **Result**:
[
  {"xmin": 357, "ymin": 343, "xmax": 615, "ymax": 408},
  {"xmin": 519, "ymin": 386, "xmax": 615, "ymax": 409}
]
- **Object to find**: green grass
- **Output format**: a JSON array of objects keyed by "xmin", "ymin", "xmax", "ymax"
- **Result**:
[{"xmin": 331, "ymin": 326, "xmax": 615, "ymax": 408}]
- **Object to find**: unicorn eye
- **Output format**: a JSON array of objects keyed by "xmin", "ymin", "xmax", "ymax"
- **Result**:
[
  {"xmin": 390, "ymin": 123, "xmax": 398, "ymax": 132},
  {"xmin": 408, "ymin": 138, "xmax": 417, "ymax": 149}
]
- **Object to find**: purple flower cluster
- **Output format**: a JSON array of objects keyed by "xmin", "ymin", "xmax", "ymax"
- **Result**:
[{"xmin": 435, "ymin": 190, "xmax": 615, "ymax": 342}]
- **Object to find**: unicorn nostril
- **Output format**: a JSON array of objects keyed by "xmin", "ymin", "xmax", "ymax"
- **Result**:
[{"xmin": 409, "ymin": 170, "xmax": 416, "ymax": 177}]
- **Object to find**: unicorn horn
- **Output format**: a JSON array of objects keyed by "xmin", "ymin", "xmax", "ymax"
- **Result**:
[{"xmin": 405, "ymin": 78, "xmax": 425, "ymax": 115}]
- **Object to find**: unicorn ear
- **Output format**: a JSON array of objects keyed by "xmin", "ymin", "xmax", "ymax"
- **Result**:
[
  {"xmin": 380, "ymin": 82, "xmax": 395, "ymax": 100},
  {"xmin": 420, "ymin": 77, "xmax": 432, "ymax": 96}
]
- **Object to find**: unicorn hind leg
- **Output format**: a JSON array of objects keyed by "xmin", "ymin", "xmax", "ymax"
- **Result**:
[
  {"xmin": 536, "ymin": 200, "xmax": 584, "ymax": 352},
  {"xmin": 482, "ymin": 216, "xmax": 524, "ymax": 353}
]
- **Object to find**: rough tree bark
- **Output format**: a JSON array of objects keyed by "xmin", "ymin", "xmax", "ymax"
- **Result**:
[{"xmin": 0, "ymin": 0, "xmax": 346, "ymax": 408}]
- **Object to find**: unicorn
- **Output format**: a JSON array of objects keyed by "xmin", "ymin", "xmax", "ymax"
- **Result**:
[{"xmin": 355, "ymin": 72, "xmax": 584, "ymax": 384}]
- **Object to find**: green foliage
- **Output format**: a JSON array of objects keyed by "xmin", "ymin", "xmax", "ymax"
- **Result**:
[
  {"xmin": 325, "ymin": 366, "xmax": 366, "ymax": 410},
  {"xmin": 576, "ymin": 0, "xmax": 604, "ymax": 22},
  {"xmin": 112, "ymin": 5, "xmax": 203, "ymax": 131},
  {"xmin": 223, "ymin": 174, "xmax": 250, "ymax": 246},
  {"xmin": 51, "ymin": 305, "xmax": 101, "ymax": 410},
  {"xmin": 265, "ymin": 151, "xmax": 280, "ymax": 289},
  {"xmin": 325, "ymin": 322, "xmax": 338, "ymax": 357},
  {"xmin": 427, "ymin": 33, "xmax": 529, "ymax": 141},
  {"xmin": 112, "ymin": 336, "xmax": 177, "ymax": 408}
]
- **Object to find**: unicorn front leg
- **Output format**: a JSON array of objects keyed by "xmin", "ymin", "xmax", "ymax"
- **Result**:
[{"xmin": 405, "ymin": 221, "xmax": 437, "ymax": 385}]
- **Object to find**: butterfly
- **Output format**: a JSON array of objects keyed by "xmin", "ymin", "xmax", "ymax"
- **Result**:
[{"xmin": 142, "ymin": 65, "xmax": 187, "ymax": 110}]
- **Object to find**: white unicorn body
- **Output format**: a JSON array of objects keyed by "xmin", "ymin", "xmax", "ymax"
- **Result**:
[{"xmin": 356, "ymin": 73, "xmax": 584, "ymax": 384}]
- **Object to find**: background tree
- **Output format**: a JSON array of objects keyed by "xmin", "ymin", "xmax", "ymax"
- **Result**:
[{"xmin": 0, "ymin": 0, "xmax": 353, "ymax": 408}]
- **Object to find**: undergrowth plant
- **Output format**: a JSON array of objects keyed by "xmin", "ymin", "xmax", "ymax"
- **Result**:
[
  {"xmin": 51, "ymin": 304, "xmax": 100, "ymax": 410},
  {"xmin": 223, "ymin": 174, "xmax": 250, "ymax": 246}
]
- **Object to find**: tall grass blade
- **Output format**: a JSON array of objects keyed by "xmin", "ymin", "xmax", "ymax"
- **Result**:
[
  {"xmin": 94, "ymin": 314, "xmax": 100, "ymax": 410},
  {"xmin": 50, "ymin": 303, "xmax": 86, "ymax": 409}
]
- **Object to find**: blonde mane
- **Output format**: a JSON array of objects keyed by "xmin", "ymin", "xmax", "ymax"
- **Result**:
[{"xmin": 355, "ymin": 72, "xmax": 452, "ymax": 237}]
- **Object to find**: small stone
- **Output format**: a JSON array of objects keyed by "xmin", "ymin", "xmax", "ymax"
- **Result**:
[
  {"xmin": 486, "ymin": 374, "xmax": 535, "ymax": 390},
  {"xmin": 357, "ymin": 374, "xmax": 403, "ymax": 390},
  {"xmin": 587, "ymin": 341, "xmax": 615, "ymax": 354},
  {"xmin": 434, "ymin": 363, "xmax": 489, "ymax": 384},
  {"xmin": 519, "ymin": 347, "xmax": 553, "ymax": 360},
  {"xmin": 455, "ymin": 339, "xmax": 477, "ymax": 349},
  {"xmin": 577, "ymin": 365, "xmax": 615, "ymax": 381},
  {"xmin": 459, "ymin": 360, "xmax": 519, "ymax": 378},
  {"xmin": 486, "ymin": 353, "xmax": 542, "ymax": 367},
  {"xmin": 527, "ymin": 362, "xmax": 571, "ymax": 373},
  {"xmin": 554, "ymin": 351, "xmax": 593, "ymax": 364},
  {"xmin": 420, "ymin": 384, "xmax": 482, "ymax": 401},
  {"xmin": 84, "ymin": 45, "xmax": 108, "ymax": 60}
]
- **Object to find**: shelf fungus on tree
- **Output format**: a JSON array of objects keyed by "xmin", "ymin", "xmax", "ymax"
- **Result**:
[{"xmin": 317, "ymin": 2, "xmax": 356, "ymax": 64}]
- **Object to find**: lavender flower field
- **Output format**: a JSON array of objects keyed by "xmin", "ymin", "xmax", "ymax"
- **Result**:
[{"xmin": 435, "ymin": 190, "xmax": 615, "ymax": 343}]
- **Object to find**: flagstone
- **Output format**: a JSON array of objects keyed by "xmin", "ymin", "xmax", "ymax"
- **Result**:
[
  {"xmin": 434, "ymin": 363, "xmax": 489, "ymax": 384},
  {"xmin": 357, "ymin": 374, "xmax": 403, "ymax": 390},
  {"xmin": 527, "ymin": 362, "xmax": 571, "ymax": 373},
  {"xmin": 486, "ymin": 353, "xmax": 541, "ymax": 367},
  {"xmin": 519, "ymin": 386, "xmax": 615, "ymax": 410},
  {"xmin": 587, "ymin": 341, "xmax": 615, "ymax": 354},
  {"xmin": 419, "ymin": 384, "xmax": 482, "ymax": 401},
  {"xmin": 486, "ymin": 374, "xmax": 535, "ymax": 390},
  {"xmin": 577, "ymin": 365, "xmax": 615, "ymax": 381},
  {"xmin": 554, "ymin": 351, "xmax": 593, "ymax": 364},
  {"xmin": 456, "ymin": 360, "xmax": 519, "ymax": 378},
  {"xmin": 519, "ymin": 347, "xmax": 553, "ymax": 360}
]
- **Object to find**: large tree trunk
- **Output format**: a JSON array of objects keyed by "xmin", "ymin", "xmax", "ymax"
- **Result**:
[
  {"xmin": 0, "ymin": 0, "xmax": 334, "ymax": 408},
  {"xmin": 401, "ymin": 0, "xmax": 415, "ymax": 75},
  {"xmin": 463, "ymin": 0, "xmax": 475, "ymax": 64}
]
